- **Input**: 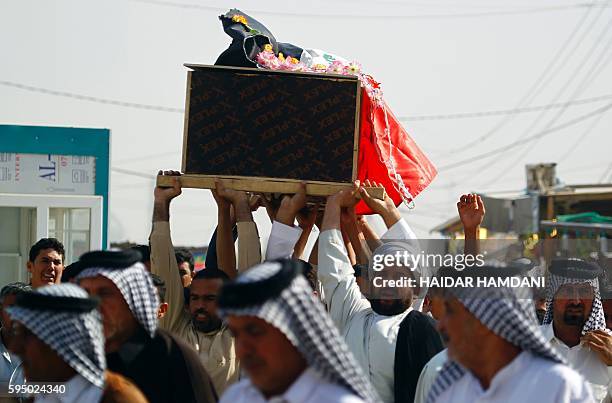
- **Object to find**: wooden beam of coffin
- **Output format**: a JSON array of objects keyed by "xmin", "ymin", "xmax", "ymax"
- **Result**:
[{"xmin": 156, "ymin": 174, "xmax": 386, "ymax": 200}]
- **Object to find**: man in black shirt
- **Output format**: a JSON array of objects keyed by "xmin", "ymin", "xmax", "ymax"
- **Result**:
[{"xmin": 76, "ymin": 249, "xmax": 217, "ymax": 403}]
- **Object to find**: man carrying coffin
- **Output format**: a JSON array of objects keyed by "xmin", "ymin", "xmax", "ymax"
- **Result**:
[{"xmin": 317, "ymin": 183, "xmax": 444, "ymax": 403}]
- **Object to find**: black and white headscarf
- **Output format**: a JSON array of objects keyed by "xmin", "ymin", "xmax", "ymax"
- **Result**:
[
  {"xmin": 6, "ymin": 283, "xmax": 106, "ymax": 388},
  {"xmin": 218, "ymin": 259, "xmax": 380, "ymax": 403},
  {"xmin": 76, "ymin": 252, "xmax": 159, "ymax": 338},
  {"xmin": 426, "ymin": 264, "xmax": 566, "ymax": 403},
  {"xmin": 542, "ymin": 258, "xmax": 609, "ymax": 335}
]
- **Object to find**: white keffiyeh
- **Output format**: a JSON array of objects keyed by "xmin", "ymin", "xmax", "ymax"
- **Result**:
[
  {"xmin": 77, "ymin": 262, "xmax": 159, "ymax": 338},
  {"xmin": 7, "ymin": 283, "xmax": 106, "ymax": 388},
  {"xmin": 218, "ymin": 260, "xmax": 380, "ymax": 403}
]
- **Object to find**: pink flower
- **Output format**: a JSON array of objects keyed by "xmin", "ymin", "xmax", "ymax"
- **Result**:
[
  {"xmin": 255, "ymin": 51, "xmax": 367, "ymax": 81},
  {"xmin": 344, "ymin": 61, "xmax": 361, "ymax": 75},
  {"xmin": 256, "ymin": 51, "xmax": 281, "ymax": 69},
  {"xmin": 326, "ymin": 60, "xmax": 346, "ymax": 74}
]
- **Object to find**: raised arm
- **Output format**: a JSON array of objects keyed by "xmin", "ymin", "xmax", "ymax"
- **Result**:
[
  {"xmin": 360, "ymin": 180, "xmax": 416, "ymax": 240},
  {"xmin": 308, "ymin": 211, "xmax": 325, "ymax": 266},
  {"xmin": 341, "ymin": 210, "xmax": 371, "ymax": 265},
  {"xmin": 356, "ymin": 215, "xmax": 382, "ymax": 253},
  {"xmin": 318, "ymin": 182, "xmax": 371, "ymax": 331},
  {"xmin": 150, "ymin": 170, "xmax": 187, "ymax": 331},
  {"xmin": 457, "ymin": 193, "xmax": 485, "ymax": 256},
  {"xmin": 204, "ymin": 225, "xmax": 238, "ymax": 271},
  {"xmin": 211, "ymin": 182, "xmax": 236, "ymax": 277},
  {"xmin": 266, "ymin": 184, "xmax": 306, "ymax": 261},
  {"xmin": 212, "ymin": 181, "xmax": 261, "ymax": 277},
  {"xmin": 293, "ymin": 204, "xmax": 319, "ymax": 260}
]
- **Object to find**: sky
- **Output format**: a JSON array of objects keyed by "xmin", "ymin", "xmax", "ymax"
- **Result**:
[{"xmin": 1, "ymin": 0, "xmax": 611, "ymax": 246}]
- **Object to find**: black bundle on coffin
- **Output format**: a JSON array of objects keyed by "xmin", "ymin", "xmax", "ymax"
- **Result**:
[{"xmin": 215, "ymin": 9, "xmax": 303, "ymax": 68}]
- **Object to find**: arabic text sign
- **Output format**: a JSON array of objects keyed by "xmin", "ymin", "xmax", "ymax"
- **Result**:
[{"xmin": 0, "ymin": 153, "xmax": 95, "ymax": 195}]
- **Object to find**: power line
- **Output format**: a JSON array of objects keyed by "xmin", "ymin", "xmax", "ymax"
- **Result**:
[
  {"xmin": 471, "ymin": 5, "xmax": 610, "ymax": 187},
  {"xmin": 129, "ymin": 0, "xmax": 610, "ymax": 19},
  {"xmin": 556, "ymin": 23, "xmax": 612, "ymax": 163},
  {"xmin": 114, "ymin": 151, "xmax": 181, "ymax": 165},
  {"xmin": 428, "ymin": 4, "xmax": 602, "ymax": 186},
  {"xmin": 482, "ymin": 11, "xmax": 612, "ymax": 186},
  {"xmin": 5, "ymin": 78, "xmax": 612, "ymax": 124},
  {"xmin": 598, "ymin": 163, "xmax": 612, "ymax": 182},
  {"xmin": 418, "ymin": 3, "xmax": 598, "ymax": 158},
  {"xmin": 434, "ymin": 160, "xmax": 612, "ymax": 189},
  {"xmin": 0, "ymin": 80, "xmax": 184, "ymax": 113},
  {"xmin": 112, "ymin": 167, "xmax": 157, "ymax": 179},
  {"xmin": 437, "ymin": 101, "xmax": 612, "ymax": 172},
  {"xmin": 398, "ymin": 93, "xmax": 612, "ymax": 121},
  {"xmin": 557, "ymin": 107, "xmax": 607, "ymax": 163}
]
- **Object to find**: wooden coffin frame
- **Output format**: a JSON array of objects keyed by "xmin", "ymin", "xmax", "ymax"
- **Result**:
[{"xmin": 156, "ymin": 64, "xmax": 385, "ymax": 200}]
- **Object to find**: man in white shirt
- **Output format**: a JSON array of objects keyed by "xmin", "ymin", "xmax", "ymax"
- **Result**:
[
  {"xmin": 6, "ymin": 283, "xmax": 147, "ymax": 403},
  {"xmin": 541, "ymin": 258, "xmax": 612, "ymax": 402},
  {"xmin": 414, "ymin": 350, "xmax": 447, "ymax": 403},
  {"xmin": 0, "ymin": 283, "xmax": 30, "ymax": 401},
  {"xmin": 217, "ymin": 259, "xmax": 379, "ymax": 403},
  {"xmin": 317, "ymin": 182, "xmax": 443, "ymax": 403},
  {"xmin": 428, "ymin": 263, "xmax": 593, "ymax": 403},
  {"xmin": 416, "ymin": 194, "xmax": 486, "ymax": 403}
]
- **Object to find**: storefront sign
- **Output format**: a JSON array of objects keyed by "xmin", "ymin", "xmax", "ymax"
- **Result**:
[{"xmin": 0, "ymin": 153, "xmax": 95, "ymax": 195}]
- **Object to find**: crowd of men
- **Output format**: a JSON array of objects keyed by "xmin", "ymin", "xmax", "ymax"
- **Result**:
[{"xmin": 0, "ymin": 172, "xmax": 610, "ymax": 403}]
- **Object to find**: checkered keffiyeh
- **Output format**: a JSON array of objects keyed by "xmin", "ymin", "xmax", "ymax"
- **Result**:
[
  {"xmin": 426, "ymin": 265, "xmax": 565, "ymax": 403},
  {"xmin": 218, "ymin": 260, "xmax": 380, "ymax": 403},
  {"xmin": 77, "ymin": 262, "xmax": 159, "ymax": 337},
  {"xmin": 542, "ymin": 272, "xmax": 609, "ymax": 335},
  {"xmin": 6, "ymin": 283, "xmax": 106, "ymax": 388}
]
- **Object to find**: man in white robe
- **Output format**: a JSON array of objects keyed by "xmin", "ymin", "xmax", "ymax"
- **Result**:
[
  {"xmin": 428, "ymin": 264, "xmax": 593, "ymax": 403},
  {"xmin": 217, "ymin": 259, "xmax": 379, "ymax": 403},
  {"xmin": 317, "ymin": 183, "xmax": 444, "ymax": 403}
]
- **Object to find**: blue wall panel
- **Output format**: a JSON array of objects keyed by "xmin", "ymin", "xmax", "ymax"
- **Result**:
[{"xmin": 0, "ymin": 124, "xmax": 110, "ymax": 248}]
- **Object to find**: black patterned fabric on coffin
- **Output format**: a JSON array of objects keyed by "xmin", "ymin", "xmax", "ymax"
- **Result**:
[
  {"xmin": 215, "ymin": 8, "xmax": 303, "ymax": 68},
  {"xmin": 185, "ymin": 66, "xmax": 358, "ymax": 183}
]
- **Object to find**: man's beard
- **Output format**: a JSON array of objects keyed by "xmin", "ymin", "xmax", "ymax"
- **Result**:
[
  {"xmin": 536, "ymin": 309, "xmax": 546, "ymax": 325},
  {"xmin": 370, "ymin": 298, "xmax": 410, "ymax": 316},
  {"xmin": 191, "ymin": 309, "xmax": 222, "ymax": 333},
  {"xmin": 563, "ymin": 304, "xmax": 586, "ymax": 327}
]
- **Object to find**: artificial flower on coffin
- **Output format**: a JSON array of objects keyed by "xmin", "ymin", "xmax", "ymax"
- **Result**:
[{"xmin": 215, "ymin": 9, "xmax": 437, "ymax": 213}]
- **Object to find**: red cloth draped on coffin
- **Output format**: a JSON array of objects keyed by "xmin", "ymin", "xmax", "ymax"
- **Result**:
[{"xmin": 355, "ymin": 87, "xmax": 437, "ymax": 215}]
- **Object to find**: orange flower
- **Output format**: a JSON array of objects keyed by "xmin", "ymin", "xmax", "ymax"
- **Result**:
[
  {"xmin": 231, "ymin": 15, "xmax": 248, "ymax": 25},
  {"xmin": 263, "ymin": 43, "xmax": 273, "ymax": 53}
]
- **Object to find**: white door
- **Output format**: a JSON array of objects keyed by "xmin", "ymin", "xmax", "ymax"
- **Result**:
[{"xmin": 0, "ymin": 194, "xmax": 103, "ymax": 286}]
